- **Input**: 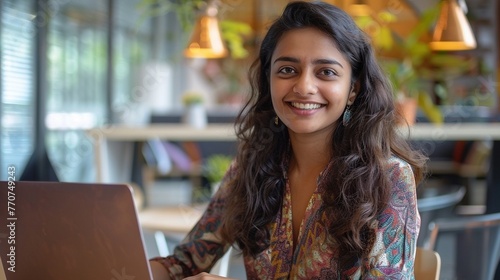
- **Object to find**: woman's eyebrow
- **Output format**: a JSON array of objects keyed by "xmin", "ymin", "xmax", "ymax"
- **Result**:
[
  {"xmin": 273, "ymin": 56, "xmax": 343, "ymax": 68},
  {"xmin": 273, "ymin": 56, "xmax": 299, "ymax": 64},
  {"xmin": 313, "ymin": 59, "xmax": 344, "ymax": 68}
]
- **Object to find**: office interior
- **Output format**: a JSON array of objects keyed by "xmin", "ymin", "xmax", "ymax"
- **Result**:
[{"xmin": 1, "ymin": 0, "xmax": 500, "ymax": 279}]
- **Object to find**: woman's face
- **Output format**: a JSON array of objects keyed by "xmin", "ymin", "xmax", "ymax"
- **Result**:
[{"xmin": 270, "ymin": 27, "xmax": 356, "ymax": 137}]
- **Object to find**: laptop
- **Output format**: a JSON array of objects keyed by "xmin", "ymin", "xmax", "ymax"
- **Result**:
[{"xmin": 0, "ymin": 181, "xmax": 153, "ymax": 280}]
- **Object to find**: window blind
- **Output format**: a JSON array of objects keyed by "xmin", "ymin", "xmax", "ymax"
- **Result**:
[{"xmin": 0, "ymin": 0, "xmax": 35, "ymax": 180}]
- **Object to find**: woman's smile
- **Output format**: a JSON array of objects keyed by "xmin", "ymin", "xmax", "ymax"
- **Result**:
[
  {"xmin": 289, "ymin": 102, "xmax": 324, "ymax": 110},
  {"xmin": 287, "ymin": 101, "xmax": 326, "ymax": 116}
]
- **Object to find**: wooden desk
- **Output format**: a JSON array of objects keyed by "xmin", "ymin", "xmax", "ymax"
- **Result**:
[
  {"xmin": 88, "ymin": 123, "xmax": 500, "ymax": 212},
  {"xmin": 139, "ymin": 204, "xmax": 207, "ymax": 234}
]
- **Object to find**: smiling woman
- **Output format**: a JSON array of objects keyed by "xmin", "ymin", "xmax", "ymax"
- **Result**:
[{"xmin": 150, "ymin": 1, "xmax": 427, "ymax": 279}]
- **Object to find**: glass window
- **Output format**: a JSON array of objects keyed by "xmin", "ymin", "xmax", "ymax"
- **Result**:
[
  {"xmin": 46, "ymin": 0, "xmax": 108, "ymax": 182},
  {"xmin": 46, "ymin": 0, "xmax": 158, "ymax": 182},
  {"xmin": 112, "ymin": 0, "xmax": 156, "ymax": 125},
  {"xmin": 0, "ymin": 0, "xmax": 35, "ymax": 180},
  {"xmin": 1, "ymin": 0, "xmax": 183, "ymax": 182}
]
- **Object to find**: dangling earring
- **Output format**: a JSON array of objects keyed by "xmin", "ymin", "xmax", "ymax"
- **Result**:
[
  {"xmin": 343, "ymin": 105, "xmax": 351, "ymax": 127},
  {"xmin": 274, "ymin": 116, "xmax": 279, "ymax": 126}
]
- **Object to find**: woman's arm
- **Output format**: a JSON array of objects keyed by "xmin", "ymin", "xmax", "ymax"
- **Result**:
[
  {"xmin": 149, "ymin": 167, "xmax": 235, "ymax": 279},
  {"xmin": 363, "ymin": 157, "xmax": 420, "ymax": 279},
  {"xmin": 150, "ymin": 263, "xmax": 237, "ymax": 280}
]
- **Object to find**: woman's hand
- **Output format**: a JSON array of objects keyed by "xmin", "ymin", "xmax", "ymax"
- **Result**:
[{"xmin": 183, "ymin": 272, "xmax": 237, "ymax": 280}]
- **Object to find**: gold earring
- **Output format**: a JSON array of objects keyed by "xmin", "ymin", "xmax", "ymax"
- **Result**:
[{"xmin": 275, "ymin": 116, "xmax": 279, "ymax": 125}]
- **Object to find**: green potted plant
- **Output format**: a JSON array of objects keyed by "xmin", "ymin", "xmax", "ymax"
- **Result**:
[
  {"xmin": 203, "ymin": 154, "xmax": 232, "ymax": 195},
  {"xmin": 182, "ymin": 91, "xmax": 206, "ymax": 128},
  {"xmin": 182, "ymin": 91, "xmax": 204, "ymax": 105},
  {"xmin": 383, "ymin": 58, "xmax": 420, "ymax": 125}
]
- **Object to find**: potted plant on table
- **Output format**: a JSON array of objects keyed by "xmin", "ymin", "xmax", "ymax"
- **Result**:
[
  {"xmin": 182, "ymin": 91, "xmax": 207, "ymax": 129},
  {"xmin": 383, "ymin": 59, "xmax": 420, "ymax": 125},
  {"xmin": 203, "ymin": 154, "xmax": 232, "ymax": 195}
]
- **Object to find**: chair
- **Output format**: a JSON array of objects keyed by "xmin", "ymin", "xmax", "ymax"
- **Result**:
[
  {"xmin": 417, "ymin": 185, "xmax": 466, "ymax": 246},
  {"xmin": 414, "ymin": 247, "xmax": 441, "ymax": 280},
  {"xmin": 153, "ymin": 230, "xmax": 235, "ymax": 277},
  {"xmin": 210, "ymin": 246, "xmax": 234, "ymax": 277},
  {"xmin": 426, "ymin": 212, "xmax": 500, "ymax": 280}
]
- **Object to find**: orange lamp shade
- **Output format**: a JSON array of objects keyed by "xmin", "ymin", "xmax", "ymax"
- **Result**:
[
  {"xmin": 184, "ymin": 5, "xmax": 227, "ymax": 59},
  {"xmin": 430, "ymin": 0, "xmax": 476, "ymax": 51}
]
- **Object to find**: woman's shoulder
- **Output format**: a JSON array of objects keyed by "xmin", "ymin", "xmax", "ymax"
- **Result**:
[
  {"xmin": 386, "ymin": 155, "xmax": 411, "ymax": 170},
  {"xmin": 385, "ymin": 155, "xmax": 416, "ymax": 190}
]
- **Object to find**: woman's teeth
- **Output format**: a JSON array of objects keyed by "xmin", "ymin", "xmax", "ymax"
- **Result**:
[{"xmin": 290, "ymin": 102, "xmax": 322, "ymax": 110}]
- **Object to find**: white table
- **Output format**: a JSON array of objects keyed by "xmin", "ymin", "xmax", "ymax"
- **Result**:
[
  {"xmin": 139, "ymin": 204, "xmax": 207, "ymax": 234},
  {"xmin": 87, "ymin": 124, "xmax": 236, "ymax": 184}
]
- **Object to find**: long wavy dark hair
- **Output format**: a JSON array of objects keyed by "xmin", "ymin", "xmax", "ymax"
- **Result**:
[{"xmin": 220, "ymin": 0, "xmax": 427, "ymax": 271}]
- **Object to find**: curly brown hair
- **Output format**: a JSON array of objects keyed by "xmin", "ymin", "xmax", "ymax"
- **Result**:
[{"xmin": 220, "ymin": 0, "xmax": 427, "ymax": 271}]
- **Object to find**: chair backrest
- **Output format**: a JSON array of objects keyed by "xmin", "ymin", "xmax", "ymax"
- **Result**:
[
  {"xmin": 417, "ymin": 185, "xmax": 466, "ymax": 212},
  {"xmin": 209, "ymin": 246, "xmax": 234, "ymax": 277},
  {"xmin": 426, "ymin": 212, "xmax": 500, "ymax": 280},
  {"xmin": 417, "ymin": 185, "xmax": 466, "ymax": 246},
  {"xmin": 414, "ymin": 247, "xmax": 441, "ymax": 280}
]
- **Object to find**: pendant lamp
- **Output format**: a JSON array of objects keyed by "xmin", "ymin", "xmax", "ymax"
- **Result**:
[
  {"xmin": 430, "ymin": 0, "xmax": 476, "ymax": 51},
  {"xmin": 184, "ymin": 0, "xmax": 228, "ymax": 58}
]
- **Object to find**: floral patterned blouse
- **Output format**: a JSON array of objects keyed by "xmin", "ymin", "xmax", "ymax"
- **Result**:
[{"xmin": 151, "ymin": 156, "xmax": 420, "ymax": 279}]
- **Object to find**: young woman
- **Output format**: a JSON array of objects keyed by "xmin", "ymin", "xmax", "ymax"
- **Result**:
[{"xmin": 151, "ymin": 1, "xmax": 427, "ymax": 279}]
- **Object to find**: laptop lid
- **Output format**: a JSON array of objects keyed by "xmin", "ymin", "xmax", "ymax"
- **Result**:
[{"xmin": 0, "ymin": 181, "xmax": 152, "ymax": 280}]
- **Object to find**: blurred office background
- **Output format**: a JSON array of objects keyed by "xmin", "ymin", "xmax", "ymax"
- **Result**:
[
  {"xmin": 1, "ymin": 1, "xmax": 499, "ymax": 278},
  {"xmin": 1, "ymin": 0, "xmax": 498, "ymax": 183}
]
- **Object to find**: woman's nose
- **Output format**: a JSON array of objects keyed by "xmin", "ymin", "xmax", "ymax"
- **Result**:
[{"xmin": 293, "ymin": 72, "xmax": 317, "ymax": 95}]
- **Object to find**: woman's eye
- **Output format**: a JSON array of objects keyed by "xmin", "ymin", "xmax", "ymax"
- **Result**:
[
  {"xmin": 320, "ymin": 69, "xmax": 336, "ymax": 76},
  {"xmin": 278, "ymin": 67, "xmax": 296, "ymax": 74}
]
